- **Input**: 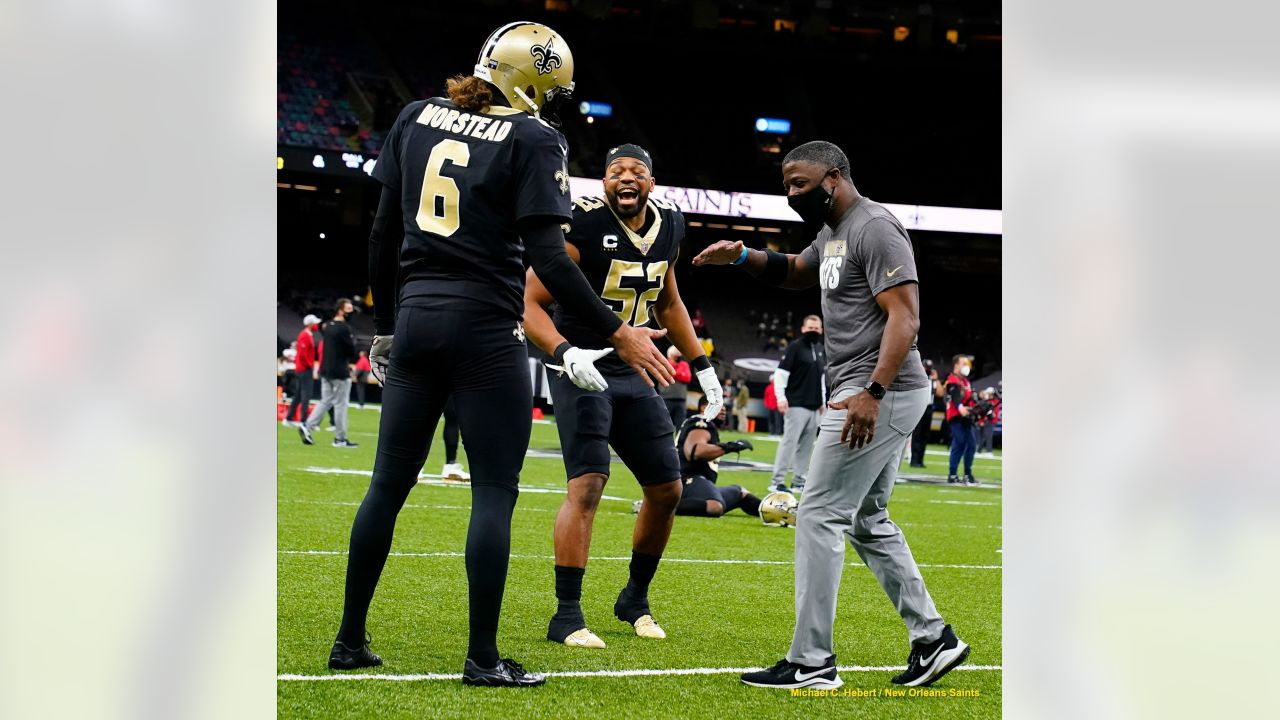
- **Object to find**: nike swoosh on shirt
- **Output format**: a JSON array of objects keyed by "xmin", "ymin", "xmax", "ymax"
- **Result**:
[
  {"xmin": 794, "ymin": 667, "xmax": 831, "ymax": 681},
  {"xmin": 885, "ymin": 265, "xmax": 905, "ymax": 278}
]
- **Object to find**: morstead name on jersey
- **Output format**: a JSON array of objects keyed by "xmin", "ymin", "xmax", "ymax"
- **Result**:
[{"xmin": 414, "ymin": 101, "xmax": 517, "ymax": 143}]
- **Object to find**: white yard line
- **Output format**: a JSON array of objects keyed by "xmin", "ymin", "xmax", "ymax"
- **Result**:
[
  {"xmin": 281, "ymin": 499, "xmax": 553, "ymax": 513},
  {"xmin": 278, "ymin": 550, "xmax": 1001, "ymax": 570},
  {"xmin": 295, "ymin": 467, "xmax": 632, "ymax": 502},
  {"xmin": 278, "ymin": 664, "xmax": 1002, "ymax": 682},
  {"xmin": 928, "ymin": 500, "xmax": 1000, "ymax": 507}
]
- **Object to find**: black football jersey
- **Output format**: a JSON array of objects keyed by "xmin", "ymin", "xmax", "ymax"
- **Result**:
[
  {"xmin": 372, "ymin": 97, "xmax": 572, "ymax": 320},
  {"xmin": 551, "ymin": 197, "xmax": 685, "ymax": 374},
  {"xmin": 676, "ymin": 414, "xmax": 720, "ymax": 482}
]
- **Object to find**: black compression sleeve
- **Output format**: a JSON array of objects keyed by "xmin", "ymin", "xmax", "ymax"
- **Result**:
[
  {"xmin": 691, "ymin": 355, "xmax": 712, "ymax": 373},
  {"xmin": 522, "ymin": 216, "xmax": 625, "ymax": 338},
  {"xmin": 756, "ymin": 248, "xmax": 790, "ymax": 286},
  {"xmin": 368, "ymin": 185, "xmax": 403, "ymax": 336}
]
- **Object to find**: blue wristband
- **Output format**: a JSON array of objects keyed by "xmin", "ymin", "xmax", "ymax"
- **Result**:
[{"xmin": 732, "ymin": 245, "xmax": 749, "ymax": 265}]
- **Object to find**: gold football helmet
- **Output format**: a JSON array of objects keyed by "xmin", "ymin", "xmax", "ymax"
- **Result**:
[
  {"xmin": 473, "ymin": 22, "xmax": 575, "ymax": 123},
  {"xmin": 760, "ymin": 491, "xmax": 799, "ymax": 527}
]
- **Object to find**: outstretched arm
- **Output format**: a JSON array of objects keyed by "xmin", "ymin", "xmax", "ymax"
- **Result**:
[{"xmin": 691, "ymin": 240, "xmax": 819, "ymax": 289}]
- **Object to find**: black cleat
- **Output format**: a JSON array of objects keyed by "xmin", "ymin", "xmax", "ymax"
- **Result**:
[
  {"xmin": 298, "ymin": 424, "xmax": 314, "ymax": 445},
  {"xmin": 741, "ymin": 656, "xmax": 842, "ymax": 689},
  {"xmin": 891, "ymin": 624, "xmax": 970, "ymax": 687},
  {"xmin": 328, "ymin": 635, "xmax": 382, "ymax": 670},
  {"xmin": 947, "ymin": 475, "xmax": 959, "ymax": 484},
  {"xmin": 964, "ymin": 474, "xmax": 978, "ymax": 486},
  {"xmin": 333, "ymin": 439, "xmax": 359, "ymax": 448},
  {"xmin": 462, "ymin": 657, "xmax": 546, "ymax": 687}
]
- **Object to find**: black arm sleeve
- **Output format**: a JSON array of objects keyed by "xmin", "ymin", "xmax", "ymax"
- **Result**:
[
  {"xmin": 947, "ymin": 382, "xmax": 964, "ymax": 405},
  {"xmin": 368, "ymin": 185, "xmax": 404, "ymax": 336},
  {"xmin": 521, "ymin": 216, "xmax": 625, "ymax": 338}
]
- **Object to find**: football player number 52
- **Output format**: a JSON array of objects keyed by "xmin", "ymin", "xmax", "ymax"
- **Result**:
[
  {"xmin": 416, "ymin": 139, "xmax": 470, "ymax": 236},
  {"xmin": 602, "ymin": 260, "xmax": 668, "ymax": 326}
]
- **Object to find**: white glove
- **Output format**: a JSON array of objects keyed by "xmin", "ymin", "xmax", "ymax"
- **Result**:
[
  {"xmin": 696, "ymin": 366, "xmax": 722, "ymax": 420},
  {"xmin": 369, "ymin": 335, "xmax": 393, "ymax": 384},
  {"xmin": 548, "ymin": 347, "xmax": 613, "ymax": 392}
]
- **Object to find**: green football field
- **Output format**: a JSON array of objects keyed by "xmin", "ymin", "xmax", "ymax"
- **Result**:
[{"xmin": 278, "ymin": 406, "xmax": 1002, "ymax": 718}]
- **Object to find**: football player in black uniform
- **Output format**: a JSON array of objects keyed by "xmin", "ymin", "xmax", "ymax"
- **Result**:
[
  {"xmin": 673, "ymin": 395, "xmax": 762, "ymax": 518},
  {"xmin": 523, "ymin": 144, "xmax": 722, "ymax": 649},
  {"xmin": 327, "ymin": 23, "xmax": 673, "ymax": 688}
]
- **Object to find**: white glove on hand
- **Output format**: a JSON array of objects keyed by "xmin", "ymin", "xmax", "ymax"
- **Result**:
[
  {"xmin": 550, "ymin": 347, "xmax": 613, "ymax": 392},
  {"xmin": 369, "ymin": 335, "xmax": 393, "ymax": 384},
  {"xmin": 696, "ymin": 366, "xmax": 723, "ymax": 420}
]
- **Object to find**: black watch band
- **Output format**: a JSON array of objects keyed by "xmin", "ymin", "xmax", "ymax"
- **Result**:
[{"xmin": 865, "ymin": 380, "xmax": 886, "ymax": 400}]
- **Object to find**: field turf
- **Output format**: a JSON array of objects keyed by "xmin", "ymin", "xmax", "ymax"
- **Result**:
[{"xmin": 278, "ymin": 406, "xmax": 1002, "ymax": 718}]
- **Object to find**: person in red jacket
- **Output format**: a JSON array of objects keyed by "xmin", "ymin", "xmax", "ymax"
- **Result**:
[
  {"xmin": 764, "ymin": 375, "xmax": 783, "ymax": 436},
  {"xmin": 660, "ymin": 345, "xmax": 693, "ymax": 429},
  {"xmin": 285, "ymin": 314, "xmax": 321, "ymax": 425},
  {"xmin": 944, "ymin": 354, "xmax": 977, "ymax": 485},
  {"xmin": 352, "ymin": 351, "xmax": 372, "ymax": 408}
]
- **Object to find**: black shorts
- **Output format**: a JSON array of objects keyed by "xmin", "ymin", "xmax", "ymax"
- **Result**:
[
  {"xmin": 548, "ymin": 370, "xmax": 680, "ymax": 486},
  {"xmin": 680, "ymin": 474, "xmax": 721, "ymax": 504}
]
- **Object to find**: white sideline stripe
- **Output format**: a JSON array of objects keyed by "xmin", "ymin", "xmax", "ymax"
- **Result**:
[
  {"xmin": 282, "ymin": 502, "xmax": 995, "ymax": 525},
  {"xmin": 278, "ymin": 664, "xmax": 1002, "ymax": 682},
  {"xmin": 929, "ymin": 500, "xmax": 999, "ymax": 507},
  {"xmin": 925, "ymin": 449, "xmax": 1001, "ymax": 461},
  {"xmin": 297, "ymin": 467, "xmax": 632, "ymax": 503},
  {"xmin": 278, "ymin": 550, "xmax": 1001, "ymax": 570},
  {"xmin": 344, "ymin": 405, "xmax": 553, "ymax": 425},
  {"xmin": 282, "ymin": 500, "xmax": 552, "ymax": 513}
]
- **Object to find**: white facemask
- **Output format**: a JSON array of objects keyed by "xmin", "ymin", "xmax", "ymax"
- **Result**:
[{"xmin": 960, "ymin": 366, "xmax": 971, "ymax": 377}]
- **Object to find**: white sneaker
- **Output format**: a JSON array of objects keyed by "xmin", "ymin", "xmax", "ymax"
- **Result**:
[{"xmin": 442, "ymin": 463, "xmax": 471, "ymax": 482}]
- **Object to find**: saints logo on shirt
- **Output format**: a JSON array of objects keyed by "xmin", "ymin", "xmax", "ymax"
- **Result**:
[{"xmin": 820, "ymin": 239, "xmax": 845, "ymax": 290}]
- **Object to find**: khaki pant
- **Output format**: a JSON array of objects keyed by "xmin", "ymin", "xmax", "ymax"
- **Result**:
[{"xmin": 786, "ymin": 384, "xmax": 944, "ymax": 666}]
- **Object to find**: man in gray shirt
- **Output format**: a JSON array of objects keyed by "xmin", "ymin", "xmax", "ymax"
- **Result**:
[{"xmin": 694, "ymin": 141, "xmax": 969, "ymax": 690}]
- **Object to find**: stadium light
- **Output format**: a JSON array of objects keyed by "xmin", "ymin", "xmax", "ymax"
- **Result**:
[
  {"xmin": 754, "ymin": 117, "xmax": 791, "ymax": 134},
  {"xmin": 578, "ymin": 101, "xmax": 613, "ymax": 117}
]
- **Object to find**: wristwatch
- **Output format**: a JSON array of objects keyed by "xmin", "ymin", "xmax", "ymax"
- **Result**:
[{"xmin": 864, "ymin": 380, "xmax": 886, "ymax": 400}]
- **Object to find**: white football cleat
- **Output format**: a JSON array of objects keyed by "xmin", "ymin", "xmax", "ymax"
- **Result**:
[
  {"xmin": 442, "ymin": 463, "xmax": 471, "ymax": 482},
  {"xmin": 632, "ymin": 614, "xmax": 666, "ymax": 639},
  {"xmin": 562, "ymin": 628, "xmax": 606, "ymax": 649}
]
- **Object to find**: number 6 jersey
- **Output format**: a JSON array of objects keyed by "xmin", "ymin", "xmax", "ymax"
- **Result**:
[
  {"xmin": 372, "ymin": 97, "xmax": 573, "ymax": 320},
  {"xmin": 551, "ymin": 196, "xmax": 685, "ymax": 376}
]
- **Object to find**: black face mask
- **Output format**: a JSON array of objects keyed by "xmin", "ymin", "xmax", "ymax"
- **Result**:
[
  {"xmin": 802, "ymin": 331, "xmax": 822, "ymax": 342},
  {"xmin": 787, "ymin": 171, "xmax": 835, "ymax": 238}
]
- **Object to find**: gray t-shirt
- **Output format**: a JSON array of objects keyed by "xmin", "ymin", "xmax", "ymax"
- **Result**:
[{"xmin": 799, "ymin": 198, "xmax": 928, "ymax": 394}]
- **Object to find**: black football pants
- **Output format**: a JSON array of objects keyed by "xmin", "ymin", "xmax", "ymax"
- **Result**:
[{"xmin": 336, "ymin": 305, "xmax": 531, "ymax": 667}]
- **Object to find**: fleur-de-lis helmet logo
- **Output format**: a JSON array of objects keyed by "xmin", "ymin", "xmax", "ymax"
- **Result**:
[{"xmin": 530, "ymin": 37, "xmax": 562, "ymax": 75}]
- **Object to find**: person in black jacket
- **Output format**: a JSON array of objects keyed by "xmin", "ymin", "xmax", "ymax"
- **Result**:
[
  {"xmin": 299, "ymin": 299, "xmax": 359, "ymax": 448},
  {"xmin": 768, "ymin": 315, "xmax": 826, "ymax": 493}
]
